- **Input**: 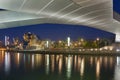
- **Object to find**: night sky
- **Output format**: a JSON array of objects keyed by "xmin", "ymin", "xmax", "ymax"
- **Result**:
[
  {"xmin": 0, "ymin": 23, "xmax": 115, "ymax": 43},
  {"xmin": 113, "ymin": 0, "xmax": 120, "ymax": 14}
]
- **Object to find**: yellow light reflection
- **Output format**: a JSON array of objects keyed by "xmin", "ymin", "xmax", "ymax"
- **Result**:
[
  {"xmin": 77, "ymin": 57, "xmax": 81, "ymax": 71},
  {"xmin": 35, "ymin": 54, "xmax": 42, "ymax": 67},
  {"xmin": 96, "ymin": 59, "xmax": 100, "ymax": 80},
  {"xmin": 51, "ymin": 55, "xmax": 55, "ymax": 72},
  {"xmin": 58, "ymin": 57, "xmax": 62, "ymax": 74},
  {"xmin": 56, "ymin": 55, "xmax": 59, "ymax": 63},
  {"xmin": 109, "ymin": 57, "xmax": 113, "ymax": 69},
  {"xmin": 74, "ymin": 55, "xmax": 77, "ymax": 70},
  {"xmin": 16, "ymin": 53, "xmax": 20, "ymax": 68},
  {"xmin": 0, "ymin": 50, "xmax": 4, "ymax": 68},
  {"xmin": 80, "ymin": 58, "xmax": 85, "ymax": 77},
  {"xmin": 14, "ymin": 53, "xmax": 20, "ymax": 68},
  {"xmin": 2, "ymin": 50, "xmax": 4, "ymax": 54},
  {"xmin": 90, "ymin": 57, "xmax": 93, "ymax": 67},
  {"xmin": 65, "ymin": 57, "xmax": 68, "ymax": 66},
  {"xmin": 31, "ymin": 55, "xmax": 34, "ymax": 69},
  {"xmin": 45, "ymin": 55, "xmax": 49, "ymax": 75},
  {"xmin": 66, "ymin": 55, "xmax": 72, "ymax": 79},
  {"xmin": 95, "ymin": 57, "xmax": 97, "ymax": 64}
]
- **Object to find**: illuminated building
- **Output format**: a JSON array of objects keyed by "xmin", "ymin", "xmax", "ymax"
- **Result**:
[{"xmin": 5, "ymin": 36, "xmax": 9, "ymax": 46}]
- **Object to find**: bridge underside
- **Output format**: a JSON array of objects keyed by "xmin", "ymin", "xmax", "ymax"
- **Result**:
[{"xmin": 0, "ymin": 0, "xmax": 120, "ymax": 41}]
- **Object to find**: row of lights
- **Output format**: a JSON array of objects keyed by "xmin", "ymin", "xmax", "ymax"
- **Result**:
[{"xmin": 79, "ymin": 47, "xmax": 114, "ymax": 52}]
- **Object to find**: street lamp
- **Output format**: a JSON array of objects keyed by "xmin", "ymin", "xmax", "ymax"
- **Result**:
[
  {"xmin": 81, "ymin": 38, "xmax": 84, "ymax": 42},
  {"xmin": 96, "ymin": 38, "xmax": 99, "ymax": 41},
  {"xmin": 96, "ymin": 38, "xmax": 100, "ymax": 48}
]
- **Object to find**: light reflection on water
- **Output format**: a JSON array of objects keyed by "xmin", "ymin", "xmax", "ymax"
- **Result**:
[
  {"xmin": 96, "ymin": 59, "xmax": 100, "ymax": 80},
  {"xmin": 31, "ymin": 55, "xmax": 34, "ymax": 69},
  {"xmin": 58, "ymin": 55, "xmax": 62, "ymax": 74},
  {"xmin": 80, "ymin": 58, "xmax": 85, "ymax": 77},
  {"xmin": 114, "ymin": 57, "xmax": 120, "ymax": 80},
  {"xmin": 0, "ymin": 51, "xmax": 119, "ymax": 80},
  {"xmin": 51, "ymin": 55, "xmax": 55, "ymax": 72},
  {"xmin": 66, "ymin": 55, "xmax": 72, "ymax": 79},
  {"xmin": 45, "ymin": 55, "xmax": 49, "ymax": 75},
  {"xmin": 4, "ymin": 52, "xmax": 10, "ymax": 75}
]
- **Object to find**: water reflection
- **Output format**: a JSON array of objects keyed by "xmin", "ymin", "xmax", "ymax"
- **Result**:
[
  {"xmin": 0, "ymin": 51, "xmax": 117, "ymax": 80},
  {"xmin": 58, "ymin": 55, "xmax": 63, "ymax": 74},
  {"xmin": 104, "ymin": 57, "xmax": 108, "ymax": 68},
  {"xmin": 51, "ymin": 55, "xmax": 55, "ymax": 72},
  {"xmin": 31, "ymin": 55, "xmax": 34, "ymax": 69},
  {"xmin": 14, "ymin": 53, "xmax": 20, "ymax": 68},
  {"xmin": 5, "ymin": 52, "xmax": 11, "ymax": 75},
  {"xmin": 74, "ymin": 55, "xmax": 77, "ymax": 71},
  {"xmin": 35, "ymin": 54, "xmax": 42, "ymax": 67},
  {"xmin": 110, "ymin": 57, "xmax": 113, "ymax": 69},
  {"xmin": 114, "ymin": 57, "xmax": 120, "ymax": 80},
  {"xmin": 96, "ymin": 59, "xmax": 100, "ymax": 80},
  {"xmin": 66, "ymin": 55, "xmax": 72, "ymax": 79},
  {"xmin": 80, "ymin": 58, "xmax": 85, "ymax": 77},
  {"xmin": 90, "ymin": 57, "xmax": 93, "ymax": 67},
  {"xmin": 0, "ymin": 51, "xmax": 4, "ymax": 69},
  {"xmin": 45, "ymin": 55, "xmax": 49, "ymax": 75}
]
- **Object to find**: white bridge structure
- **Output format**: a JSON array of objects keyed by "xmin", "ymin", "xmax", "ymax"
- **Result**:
[{"xmin": 0, "ymin": 0, "xmax": 120, "ymax": 41}]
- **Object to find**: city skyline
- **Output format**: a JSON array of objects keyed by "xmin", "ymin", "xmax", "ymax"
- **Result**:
[{"xmin": 0, "ymin": 23, "xmax": 115, "ymax": 43}]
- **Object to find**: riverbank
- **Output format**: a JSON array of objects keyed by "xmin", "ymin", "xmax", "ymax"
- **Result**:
[{"xmin": 5, "ymin": 49, "xmax": 120, "ymax": 56}]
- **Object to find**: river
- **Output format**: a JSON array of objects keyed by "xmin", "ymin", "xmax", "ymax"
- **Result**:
[{"xmin": 0, "ymin": 51, "xmax": 119, "ymax": 80}]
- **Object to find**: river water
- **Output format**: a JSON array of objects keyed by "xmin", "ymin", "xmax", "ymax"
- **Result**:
[{"xmin": 0, "ymin": 51, "xmax": 120, "ymax": 80}]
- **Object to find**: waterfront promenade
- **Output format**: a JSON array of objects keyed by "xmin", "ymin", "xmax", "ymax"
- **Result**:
[{"xmin": 5, "ymin": 49, "xmax": 120, "ymax": 56}]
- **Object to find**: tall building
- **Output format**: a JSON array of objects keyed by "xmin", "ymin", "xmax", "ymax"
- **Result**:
[{"xmin": 5, "ymin": 36, "xmax": 9, "ymax": 46}]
